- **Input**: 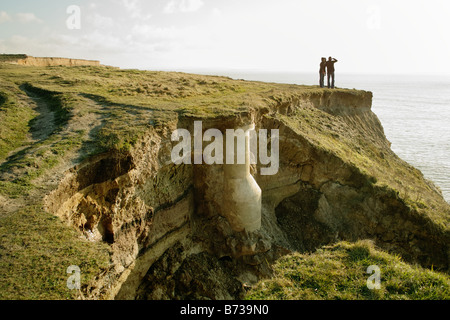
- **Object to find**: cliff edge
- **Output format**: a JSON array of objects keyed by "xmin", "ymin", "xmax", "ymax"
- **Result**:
[
  {"xmin": 0, "ymin": 54, "xmax": 100, "ymax": 67},
  {"xmin": 0, "ymin": 63, "xmax": 449, "ymax": 300}
]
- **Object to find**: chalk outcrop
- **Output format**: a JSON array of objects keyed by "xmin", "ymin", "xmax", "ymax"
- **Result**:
[{"xmin": 222, "ymin": 124, "xmax": 262, "ymax": 233}]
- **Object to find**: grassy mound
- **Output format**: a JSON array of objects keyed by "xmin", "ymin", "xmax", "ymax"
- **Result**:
[{"xmin": 246, "ymin": 240, "xmax": 450, "ymax": 300}]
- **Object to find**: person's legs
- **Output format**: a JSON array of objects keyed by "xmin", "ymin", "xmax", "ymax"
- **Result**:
[
  {"xmin": 319, "ymin": 73, "xmax": 324, "ymax": 87},
  {"xmin": 331, "ymin": 72, "xmax": 335, "ymax": 88},
  {"xmin": 327, "ymin": 73, "xmax": 331, "ymax": 88}
]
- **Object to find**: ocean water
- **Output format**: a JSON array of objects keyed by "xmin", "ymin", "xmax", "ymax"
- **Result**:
[{"xmin": 203, "ymin": 71, "xmax": 450, "ymax": 203}]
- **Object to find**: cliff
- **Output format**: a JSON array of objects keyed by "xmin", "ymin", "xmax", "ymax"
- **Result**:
[
  {"xmin": 0, "ymin": 63, "xmax": 449, "ymax": 300},
  {"xmin": 0, "ymin": 54, "xmax": 100, "ymax": 67}
]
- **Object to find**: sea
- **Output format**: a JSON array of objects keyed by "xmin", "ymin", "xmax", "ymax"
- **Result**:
[{"xmin": 194, "ymin": 71, "xmax": 450, "ymax": 203}]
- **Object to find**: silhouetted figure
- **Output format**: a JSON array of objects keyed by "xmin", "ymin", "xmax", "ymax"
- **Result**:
[
  {"xmin": 319, "ymin": 57, "xmax": 326, "ymax": 88},
  {"xmin": 326, "ymin": 57, "xmax": 338, "ymax": 88}
]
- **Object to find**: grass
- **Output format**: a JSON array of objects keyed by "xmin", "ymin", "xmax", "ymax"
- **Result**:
[
  {"xmin": 246, "ymin": 240, "xmax": 450, "ymax": 300},
  {"xmin": 276, "ymin": 103, "xmax": 450, "ymax": 229},
  {"xmin": 0, "ymin": 83, "xmax": 87, "ymax": 198},
  {"xmin": 0, "ymin": 204, "xmax": 110, "ymax": 300},
  {"xmin": 0, "ymin": 54, "xmax": 27, "ymax": 63},
  {"xmin": 21, "ymin": 83, "xmax": 74, "ymax": 127},
  {"xmin": 0, "ymin": 131, "xmax": 86, "ymax": 198}
]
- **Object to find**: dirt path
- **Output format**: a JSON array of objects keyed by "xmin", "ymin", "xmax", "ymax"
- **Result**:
[
  {"xmin": 0, "ymin": 91, "xmax": 105, "ymax": 217},
  {"xmin": 0, "ymin": 88, "xmax": 56, "ymax": 168}
]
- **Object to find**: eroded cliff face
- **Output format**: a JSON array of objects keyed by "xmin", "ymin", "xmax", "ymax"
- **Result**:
[
  {"xmin": 43, "ymin": 90, "xmax": 449, "ymax": 300},
  {"xmin": 2, "ymin": 55, "xmax": 101, "ymax": 67}
]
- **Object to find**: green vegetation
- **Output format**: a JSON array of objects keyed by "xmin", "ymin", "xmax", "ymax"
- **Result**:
[
  {"xmin": 277, "ymin": 103, "xmax": 450, "ymax": 229},
  {"xmin": 0, "ymin": 64, "xmax": 342, "ymax": 156},
  {"xmin": 246, "ymin": 240, "xmax": 450, "ymax": 300},
  {"xmin": 22, "ymin": 83, "xmax": 74, "ymax": 126},
  {"xmin": 0, "ymin": 83, "xmax": 86, "ymax": 198}
]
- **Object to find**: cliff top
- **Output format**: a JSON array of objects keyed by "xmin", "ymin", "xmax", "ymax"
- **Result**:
[{"xmin": 0, "ymin": 63, "xmax": 449, "ymax": 300}]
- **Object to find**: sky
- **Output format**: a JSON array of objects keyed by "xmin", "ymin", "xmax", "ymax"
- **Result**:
[{"xmin": 1, "ymin": 0, "xmax": 450, "ymax": 75}]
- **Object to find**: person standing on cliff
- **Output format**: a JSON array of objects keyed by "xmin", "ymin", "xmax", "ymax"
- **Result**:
[
  {"xmin": 319, "ymin": 57, "xmax": 326, "ymax": 88},
  {"xmin": 326, "ymin": 57, "xmax": 338, "ymax": 89}
]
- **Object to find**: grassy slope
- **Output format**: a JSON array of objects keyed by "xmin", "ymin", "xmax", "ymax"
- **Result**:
[
  {"xmin": 0, "ymin": 64, "xmax": 449, "ymax": 299},
  {"xmin": 277, "ymin": 105, "xmax": 450, "ymax": 229},
  {"xmin": 246, "ymin": 240, "xmax": 450, "ymax": 300},
  {"xmin": 0, "ymin": 206, "xmax": 110, "ymax": 299}
]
